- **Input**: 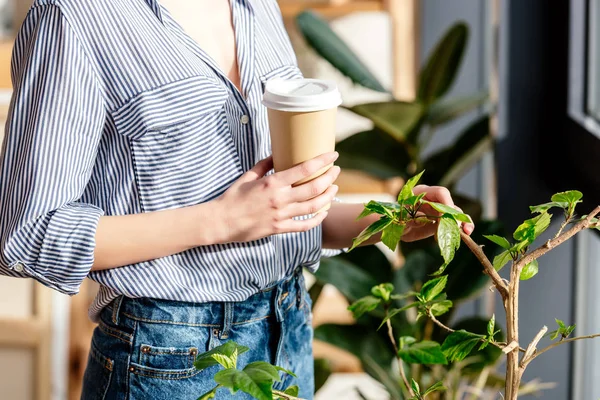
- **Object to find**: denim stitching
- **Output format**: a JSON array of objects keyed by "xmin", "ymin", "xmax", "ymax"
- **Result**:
[
  {"xmin": 129, "ymin": 365, "xmax": 202, "ymax": 380},
  {"xmin": 140, "ymin": 345, "xmax": 198, "ymax": 356},
  {"xmin": 121, "ymin": 312, "xmax": 272, "ymax": 326},
  {"xmin": 98, "ymin": 319, "xmax": 133, "ymax": 344},
  {"xmin": 125, "ymin": 320, "xmax": 137, "ymax": 400},
  {"xmin": 89, "ymin": 342, "xmax": 114, "ymax": 372}
]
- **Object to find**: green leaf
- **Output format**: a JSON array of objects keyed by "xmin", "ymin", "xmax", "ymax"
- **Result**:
[
  {"xmin": 430, "ymin": 299, "xmax": 453, "ymax": 316},
  {"xmin": 399, "ymin": 336, "xmax": 417, "ymax": 349},
  {"xmin": 449, "ymin": 317, "xmax": 505, "ymax": 373},
  {"xmin": 273, "ymin": 365, "xmax": 297, "ymax": 378},
  {"xmin": 214, "ymin": 368, "xmax": 272, "ymax": 400},
  {"xmin": 520, "ymin": 259, "xmax": 539, "ymax": 280},
  {"xmin": 211, "ymin": 353, "xmax": 236, "ymax": 369},
  {"xmin": 422, "ymin": 116, "xmax": 492, "ymax": 187},
  {"xmin": 513, "ymin": 212, "xmax": 552, "ymax": 243},
  {"xmin": 399, "ymin": 170, "xmax": 425, "ymax": 201},
  {"xmin": 244, "ymin": 361, "xmax": 282, "ymax": 384},
  {"xmin": 424, "ymin": 202, "xmax": 471, "ymax": 223},
  {"xmin": 420, "ymin": 275, "xmax": 448, "ymax": 302},
  {"xmin": 349, "ymin": 101, "xmax": 424, "ymax": 144},
  {"xmin": 403, "ymin": 193, "xmax": 427, "ymax": 207},
  {"xmin": 350, "ymin": 217, "xmax": 393, "ymax": 250},
  {"xmin": 422, "ymin": 381, "xmax": 447, "ymax": 397},
  {"xmin": 295, "ymin": 11, "xmax": 387, "ymax": 92},
  {"xmin": 398, "ymin": 341, "xmax": 448, "ymax": 365},
  {"xmin": 358, "ymin": 201, "xmax": 395, "ymax": 220},
  {"xmin": 530, "ymin": 201, "xmax": 568, "ymax": 214},
  {"xmin": 371, "ymin": 283, "xmax": 395, "ymax": 300},
  {"xmin": 484, "ymin": 235, "xmax": 511, "ymax": 250},
  {"xmin": 381, "ymin": 223, "xmax": 405, "ymax": 252},
  {"xmin": 487, "ymin": 314, "xmax": 496, "ymax": 337},
  {"xmin": 391, "ymin": 291, "xmax": 419, "ymax": 300},
  {"xmin": 197, "ymin": 386, "xmax": 219, "ymax": 400},
  {"xmin": 284, "ymin": 385, "xmax": 299, "ymax": 397},
  {"xmin": 551, "ymin": 190, "xmax": 583, "ymax": 204},
  {"xmin": 418, "ymin": 22, "xmax": 469, "ymax": 104},
  {"xmin": 441, "ymin": 330, "xmax": 485, "ymax": 362},
  {"xmin": 493, "ymin": 250, "xmax": 512, "ymax": 271},
  {"xmin": 437, "ymin": 217, "xmax": 461, "ymax": 270},
  {"xmin": 426, "ymin": 91, "xmax": 488, "ymax": 127},
  {"xmin": 194, "ymin": 341, "xmax": 250, "ymax": 371},
  {"xmin": 377, "ymin": 302, "xmax": 419, "ymax": 330},
  {"xmin": 315, "ymin": 256, "xmax": 380, "ymax": 302},
  {"xmin": 348, "ymin": 295, "xmax": 381, "ymax": 319},
  {"xmin": 556, "ymin": 319, "xmax": 566, "ymax": 330},
  {"xmin": 335, "ymin": 129, "xmax": 410, "ymax": 179},
  {"xmin": 411, "ymin": 379, "xmax": 421, "ymax": 395}
]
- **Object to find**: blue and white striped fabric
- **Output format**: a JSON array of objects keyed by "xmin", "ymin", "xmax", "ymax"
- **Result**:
[{"xmin": 0, "ymin": 0, "xmax": 337, "ymax": 321}]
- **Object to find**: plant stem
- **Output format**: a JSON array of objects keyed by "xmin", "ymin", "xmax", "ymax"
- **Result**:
[
  {"xmin": 460, "ymin": 231, "xmax": 509, "ymax": 299},
  {"xmin": 529, "ymin": 332, "xmax": 600, "ymax": 361},
  {"xmin": 385, "ymin": 307, "xmax": 414, "ymax": 397},
  {"xmin": 517, "ymin": 206, "xmax": 600, "ymax": 268},
  {"xmin": 504, "ymin": 259, "xmax": 522, "ymax": 400},
  {"xmin": 272, "ymin": 390, "xmax": 303, "ymax": 400}
]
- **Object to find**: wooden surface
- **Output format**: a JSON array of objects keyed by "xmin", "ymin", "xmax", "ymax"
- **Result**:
[
  {"xmin": 279, "ymin": 0, "xmax": 383, "ymax": 18},
  {"xmin": 0, "ymin": 40, "xmax": 13, "ymax": 89},
  {"xmin": 385, "ymin": 0, "xmax": 420, "ymax": 101}
]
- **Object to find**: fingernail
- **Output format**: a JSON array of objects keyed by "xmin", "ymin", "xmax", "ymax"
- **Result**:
[
  {"xmin": 332, "ymin": 184, "xmax": 339, "ymax": 193},
  {"xmin": 330, "ymin": 151, "xmax": 339, "ymax": 161}
]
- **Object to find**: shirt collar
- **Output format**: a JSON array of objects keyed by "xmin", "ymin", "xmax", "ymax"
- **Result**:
[{"xmin": 146, "ymin": 0, "xmax": 254, "ymax": 22}]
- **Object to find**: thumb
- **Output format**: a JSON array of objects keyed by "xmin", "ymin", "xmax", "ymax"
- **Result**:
[{"xmin": 238, "ymin": 156, "xmax": 274, "ymax": 183}]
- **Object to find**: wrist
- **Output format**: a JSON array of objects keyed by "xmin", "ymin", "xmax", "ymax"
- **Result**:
[{"xmin": 188, "ymin": 199, "xmax": 230, "ymax": 247}]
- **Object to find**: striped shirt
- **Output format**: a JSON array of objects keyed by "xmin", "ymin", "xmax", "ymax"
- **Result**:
[{"xmin": 0, "ymin": 0, "xmax": 336, "ymax": 320}]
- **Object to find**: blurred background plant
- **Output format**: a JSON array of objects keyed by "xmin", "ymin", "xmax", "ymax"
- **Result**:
[{"xmin": 295, "ymin": 11, "xmax": 511, "ymax": 398}]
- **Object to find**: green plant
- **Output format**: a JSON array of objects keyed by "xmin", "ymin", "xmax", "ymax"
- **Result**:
[
  {"xmin": 346, "ymin": 172, "xmax": 600, "ymax": 399},
  {"xmin": 195, "ymin": 341, "xmax": 301, "ymax": 400},
  {"xmin": 296, "ymin": 11, "xmax": 499, "ymax": 397}
]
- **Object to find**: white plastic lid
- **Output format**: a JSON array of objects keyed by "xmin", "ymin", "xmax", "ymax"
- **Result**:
[{"xmin": 262, "ymin": 78, "xmax": 342, "ymax": 112}]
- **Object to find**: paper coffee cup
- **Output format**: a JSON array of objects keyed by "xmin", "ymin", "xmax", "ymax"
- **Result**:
[{"xmin": 263, "ymin": 78, "xmax": 342, "ymax": 188}]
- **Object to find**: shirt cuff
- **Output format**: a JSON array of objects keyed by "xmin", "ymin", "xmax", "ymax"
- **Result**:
[{"xmin": 7, "ymin": 203, "xmax": 104, "ymax": 295}]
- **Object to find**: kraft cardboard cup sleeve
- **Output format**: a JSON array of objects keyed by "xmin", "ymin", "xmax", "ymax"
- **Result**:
[{"xmin": 263, "ymin": 78, "xmax": 342, "ymax": 211}]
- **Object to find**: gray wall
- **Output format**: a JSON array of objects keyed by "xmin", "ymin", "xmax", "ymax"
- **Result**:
[{"xmin": 422, "ymin": 1, "xmax": 599, "ymax": 399}]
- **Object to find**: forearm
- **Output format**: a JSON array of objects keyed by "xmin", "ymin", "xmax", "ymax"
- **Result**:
[
  {"xmin": 322, "ymin": 202, "xmax": 381, "ymax": 249},
  {"xmin": 93, "ymin": 201, "xmax": 225, "ymax": 270}
]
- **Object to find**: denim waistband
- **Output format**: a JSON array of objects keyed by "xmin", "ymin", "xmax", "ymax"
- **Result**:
[{"xmin": 107, "ymin": 269, "xmax": 306, "ymax": 330}]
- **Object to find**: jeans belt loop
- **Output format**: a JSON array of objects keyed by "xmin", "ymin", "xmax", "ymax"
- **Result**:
[
  {"xmin": 112, "ymin": 295, "xmax": 125, "ymax": 325},
  {"xmin": 221, "ymin": 303, "xmax": 234, "ymax": 340}
]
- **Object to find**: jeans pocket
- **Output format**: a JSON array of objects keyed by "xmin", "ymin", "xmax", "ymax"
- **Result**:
[{"xmin": 81, "ymin": 341, "xmax": 114, "ymax": 400}]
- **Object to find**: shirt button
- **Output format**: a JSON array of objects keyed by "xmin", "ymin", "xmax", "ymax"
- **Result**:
[
  {"xmin": 14, "ymin": 262, "xmax": 24, "ymax": 272},
  {"xmin": 240, "ymin": 114, "xmax": 250, "ymax": 125}
]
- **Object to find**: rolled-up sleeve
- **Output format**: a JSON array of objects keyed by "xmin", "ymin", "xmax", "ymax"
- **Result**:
[{"xmin": 0, "ymin": 5, "xmax": 105, "ymax": 294}]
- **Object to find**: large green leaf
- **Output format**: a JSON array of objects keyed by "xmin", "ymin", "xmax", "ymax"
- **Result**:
[
  {"xmin": 350, "ymin": 217, "xmax": 393, "ymax": 250},
  {"xmin": 348, "ymin": 101, "xmax": 424, "ymax": 144},
  {"xmin": 399, "ymin": 220, "xmax": 504, "ymax": 302},
  {"xmin": 313, "ymin": 359, "xmax": 333, "ymax": 393},
  {"xmin": 417, "ymin": 22, "xmax": 469, "ymax": 104},
  {"xmin": 336, "ymin": 129, "xmax": 411, "ymax": 179},
  {"xmin": 426, "ymin": 91, "xmax": 488, "ymax": 127},
  {"xmin": 194, "ymin": 341, "xmax": 250, "ymax": 371},
  {"xmin": 420, "ymin": 275, "xmax": 448, "ymax": 302},
  {"xmin": 398, "ymin": 340, "xmax": 448, "ymax": 365},
  {"xmin": 315, "ymin": 257, "xmax": 379, "ymax": 302},
  {"xmin": 422, "ymin": 116, "xmax": 491, "ymax": 187},
  {"xmin": 214, "ymin": 368, "xmax": 272, "ymax": 400},
  {"xmin": 296, "ymin": 11, "xmax": 387, "ymax": 93},
  {"xmin": 437, "ymin": 216, "xmax": 462, "ymax": 271},
  {"xmin": 448, "ymin": 317, "xmax": 506, "ymax": 373},
  {"xmin": 441, "ymin": 330, "xmax": 484, "ymax": 362},
  {"xmin": 338, "ymin": 245, "xmax": 393, "ymax": 284}
]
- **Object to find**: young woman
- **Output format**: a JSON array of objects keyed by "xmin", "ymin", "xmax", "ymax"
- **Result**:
[{"xmin": 0, "ymin": 0, "xmax": 473, "ymax": 398}]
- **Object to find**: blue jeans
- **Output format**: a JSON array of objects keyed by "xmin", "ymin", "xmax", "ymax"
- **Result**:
[{"xmin": 81, "ymin": 270, "xmax": 314, "ymax": 400}]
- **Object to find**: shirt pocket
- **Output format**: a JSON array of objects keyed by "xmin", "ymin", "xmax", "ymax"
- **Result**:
[
  {"xmin": 111, "ymin": 76, "xmax": 243, "ymax": 212},
  {"xmin": 259, "ymin": 64, "xmax": 304, "ymax": 92}
]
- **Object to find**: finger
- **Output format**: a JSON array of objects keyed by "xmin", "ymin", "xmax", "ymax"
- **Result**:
[
  {"xmin": 239, "ymin": 156, "xmax": 274, "ymax": 183},
  {"xmin": 454, "ymin": 206, "xmax": 475, "ymax": 235},
  {"xmin": 276, "ymin": 211, "xmax": 329, "ymax": 234},
  {"xmin": 287, "ymin": 166, "xmax": 341, "ymax": 203},
  {"xmin": 274, "ymin": 152, "xmax": 339, "ymax": 186},
  {"xmin": 414, "ymin": 185, "xmax": 454, "ymax": 207},
  {"xmin": 282, "ymin": 185, "xmax": 339, "ymax": 218}
]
